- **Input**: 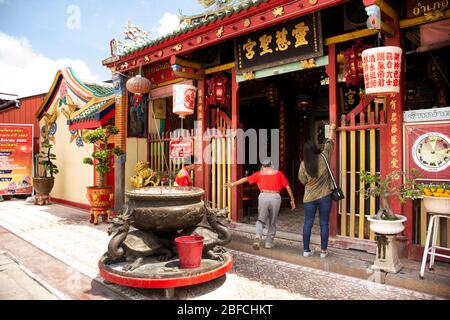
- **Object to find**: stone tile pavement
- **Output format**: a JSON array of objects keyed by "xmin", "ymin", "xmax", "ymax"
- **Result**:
[
  {"xmin": 0, "ymin": 251, "xmax": 57, "ymax": 300},
  {"xmin": 0, "ymin": 200, "xmax": 443, "ymax": 300}
]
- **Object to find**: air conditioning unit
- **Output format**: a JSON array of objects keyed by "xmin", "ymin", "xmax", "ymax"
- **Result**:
[{"xmin": 343, "ymin": 1, "xmax": 367, "ymax": 31}]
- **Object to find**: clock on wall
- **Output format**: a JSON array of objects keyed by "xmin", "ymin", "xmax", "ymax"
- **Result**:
[
  {"xmin": 404, "ymin": 121, "xmax": 450, "ymax": 181},
  {"xmin": 412, "ymin": 132, "xmax": 450, "ymax": 172}
]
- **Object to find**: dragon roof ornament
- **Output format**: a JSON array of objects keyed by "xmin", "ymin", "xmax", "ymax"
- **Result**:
[{"xmin": 110, "ymin": 20, "xmax": 152, "ymax": 58}]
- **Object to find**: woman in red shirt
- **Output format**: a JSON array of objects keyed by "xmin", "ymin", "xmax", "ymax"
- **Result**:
[{"xmin": 225, "ymin": 160, "xmax": 295, "ymax": 250}]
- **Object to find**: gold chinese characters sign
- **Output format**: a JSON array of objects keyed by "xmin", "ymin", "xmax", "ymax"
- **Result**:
[{"xmin": 235, "ymin": 12, "xmax": 323, "ymax": 73}]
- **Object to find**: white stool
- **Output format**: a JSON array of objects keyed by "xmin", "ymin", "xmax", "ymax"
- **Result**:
[{"xmin": 419, "ymin": 213, "xmax": 450, "ymax": 279}]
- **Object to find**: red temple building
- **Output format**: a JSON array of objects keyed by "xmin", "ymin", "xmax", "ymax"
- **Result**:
[{"xmin": 101, "ymin": 0, "xmax": 450, "ymax": 260}]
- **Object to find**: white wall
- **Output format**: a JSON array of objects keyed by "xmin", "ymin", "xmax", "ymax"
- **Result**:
[{"xmin": 39, "ymin": 108, "xmax": 93, "ymax": 205}]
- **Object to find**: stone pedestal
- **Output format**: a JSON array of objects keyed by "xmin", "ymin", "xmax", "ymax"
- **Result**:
[{"xmin": 371, "ymin": 234, "xmax": 403, "ymax": 274}]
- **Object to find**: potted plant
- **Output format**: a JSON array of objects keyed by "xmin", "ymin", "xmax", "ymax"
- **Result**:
[
  {"xmin": 360, "ymin": 170, "xmax": 422, "ymax": 235},
  {"xmin": 83, "ymin": 125, "xmax": 125, "ymax": 224},
  {"xmin": 33, "ymin": 143, "xmax": 59, "ymax": 204},
  {"xmin": 360, "ymin": 170, "xmax": 423, "ymax": 273}
]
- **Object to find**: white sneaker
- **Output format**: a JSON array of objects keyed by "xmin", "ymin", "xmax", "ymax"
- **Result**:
[
  {"xmin": 303, "ymin": 249, "xmax": 314, "ymax": 257},
  {"xmin": 265, "ymin": 242, "xmax": 275, "ymax": 249},
  {"xmin": 320, "ymin": 251, "xmax": 329, "ymax": 258}
]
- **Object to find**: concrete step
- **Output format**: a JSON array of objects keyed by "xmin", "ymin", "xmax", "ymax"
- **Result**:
[{"xmin": 226, "ymin": 226, "xmax": 450, "ymax": 299}]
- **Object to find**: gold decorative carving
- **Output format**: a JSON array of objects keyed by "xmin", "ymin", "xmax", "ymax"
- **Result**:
[
  {"xmin": 272, "ymin": 6, "xmax": 284, "ymax": 17},
  {"xmin": 216, "ymin": 26, "xmax": 224, "ymax": 38},
  {"xmin": 242, "ymin": 71, "xmax": 256, "ymax": 81},
  {"xmin": 309, "ymin": 0, "xmax": 318, "ymax": 5},
  {"xmin": 173, "ymin": 44, "xmax": 183, "ymax": 52},
  {"xmin": 42, "ymin": 104, "xmax": 59, "ymax": 144},
  {"xmin": 301, "ymin": 58, "xmax": 316, "ymax": 69},
  {"xmin": 243, "ymin": 18, "xmax": 251, "ymax": 28},
  {"xmin": 197, "ymin": 36, "xmax": 203, "ymax": 44}
]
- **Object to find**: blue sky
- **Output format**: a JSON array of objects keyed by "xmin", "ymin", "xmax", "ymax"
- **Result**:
[{"xmin": 0, "ymin": 0, "xmax": 205, "ymax": 96}]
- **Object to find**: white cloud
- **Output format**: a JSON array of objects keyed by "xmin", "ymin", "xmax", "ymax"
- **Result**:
[
  {"xmin": 0, "ymin": 32, "xmax": 99, "ymax": 98},
  {"xmin": 153, "ymin": 12, "xmax": 180, "ymax": 38}
]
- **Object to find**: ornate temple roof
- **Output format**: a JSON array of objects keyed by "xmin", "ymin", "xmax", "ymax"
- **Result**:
[
  {"xmin": 69, "ymin": 99, "xmax": 115, "ymax": 124},
  {"xmin": 104, "ymin": 0, "xmax": 344, "ymax": 73},
  {"xmin": 37, "ymin": 68, "xmax": 115, "ymax": 130},
  {"xmin": 114, "ymin": 0, "xmax": 269, "ymax": 59}
]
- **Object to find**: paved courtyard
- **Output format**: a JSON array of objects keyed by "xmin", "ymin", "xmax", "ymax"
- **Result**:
[
  {"xmin": 0, "ymin": 251, "xmax": 56, "ymax": 300},
  {"xmin": 0, "ymin": 199, "xmax": 443, "ymax": 300}
]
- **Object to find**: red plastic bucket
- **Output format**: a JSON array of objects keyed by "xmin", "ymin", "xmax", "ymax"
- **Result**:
[{"xmin": 175, "ymin": 235, "xmax": 204, "ymax": 269}]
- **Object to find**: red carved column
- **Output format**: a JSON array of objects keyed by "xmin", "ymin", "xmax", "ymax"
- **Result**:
[
  {"xmin": 195, "ymin": 75, "xmax": 207, "ymax": 197},
  {"xmin": 385, "ymin": 20, "xmax": 412, "ymax": 255},
  {"xmin": 231, "ymin": 68, "xmax": 242, "ymax": 221},
  {"xmin": 328, "ymin": 43, "xmax": 339, "ymax": 237}
]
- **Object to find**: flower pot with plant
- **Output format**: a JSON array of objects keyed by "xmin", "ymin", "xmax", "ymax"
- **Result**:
[
  {"xmin": 360, "ymin": 170, "xmax": 422, "ymax": 273},
  {"xmin": 361, "ymin": 170, "xmax": 422, "ymax": 235},
  {"xmin": 83, "ymin": 125, "xmax": 125, "ymax": 225},
  {"xmin": 33, "ymin": 143, "xmax": 59, "ymax": 205}
]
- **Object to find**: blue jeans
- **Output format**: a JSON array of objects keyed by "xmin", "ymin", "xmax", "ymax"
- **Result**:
[{"xmin": 302, "ymin": 195, "xmax": 332, "ymax": 251}]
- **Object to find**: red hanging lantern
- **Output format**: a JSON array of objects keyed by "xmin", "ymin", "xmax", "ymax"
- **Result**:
[
  {"xmin": 206, "ymin": 74, "xmax": 230, "ymax": 107},
  {"xmin": 126, "ymin": 75, "xmax": 151, "ymax": 95},
  {"xmin": 343, "ymin": 41, "xmax": 371, "ymax": 86}
]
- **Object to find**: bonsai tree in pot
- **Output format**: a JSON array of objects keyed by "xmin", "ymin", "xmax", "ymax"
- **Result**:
[
  {"xmin": 33, "ymin": 143, "xmax": 59, "ymax": 205},
  {"xmin": 83, "ymin": 125, "xmax": 125, "ymax": 225},
  {"xmin": 360, "ymin": 170, "xmax": 421, "ymax": 233},
  {"xmin": 360, "ymin": 170, "xmax": 422, "ymax": 273}
]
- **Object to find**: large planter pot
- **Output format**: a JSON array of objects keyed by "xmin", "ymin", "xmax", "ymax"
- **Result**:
[
  {"xmin": 367, "ymin": 215, "xmax": 407, "ymax": 235},
  {"xmin": 125, "ymin": 186, "xmax": 205, "ymax": 232},
  {"xmin": 33, "ymin": 177, "xmax": 55, "ymax": 196},
  {"xmin": 86, "ymin": 186, "xmax": 113, "ymax": 225},
  {"xmin": 423, "ymin": 196, "xmax": 450, "ymax": 215}
]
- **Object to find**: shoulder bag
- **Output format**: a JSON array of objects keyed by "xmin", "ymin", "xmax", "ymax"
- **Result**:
[{"xmin": 320, "ymin": 154, "xmax": 345, "ymax": 201}]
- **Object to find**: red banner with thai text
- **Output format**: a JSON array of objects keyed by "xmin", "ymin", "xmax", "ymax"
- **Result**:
[{"xmin": 0, "ymin": 124, "xmax": 33, "ymax": 195}]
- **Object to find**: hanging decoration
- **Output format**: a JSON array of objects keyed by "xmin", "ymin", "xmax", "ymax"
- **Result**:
[
  {"xmin": 206, "ymin": 74, "xmax": 230, "ymax": 107},
  {"xmin": 126, "ymin": 74, "xmax": 151, "ymax": 106},
  {"xmin": 170, "ymin": 137, "xmax": 193, "ymax": 160},
  {"xmin": 128, "ymin": 93, "xmax": 148, "ymax": 137},
  {"xmin": 173, "ymin": 84, "xmax": 197, "ymax": 118},
  {"xmin": 342, "ymin": 41, "xmax": 371, "ymax": 86},
  {"xmin": 266, "ymin": 84, "xmax": 279, "ymax": 107},
  {"xmin": 296, "ymin": 95, "xmax": 312, "ymax": 111},
  {"xmin": 362, "ymin": 46, "xmax": 402, "ymax": 96}
]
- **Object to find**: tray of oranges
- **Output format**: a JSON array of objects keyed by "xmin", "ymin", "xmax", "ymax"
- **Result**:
[{"xmin": 420, "ymin": 183, "xmax": 450, "ymax": 198}]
